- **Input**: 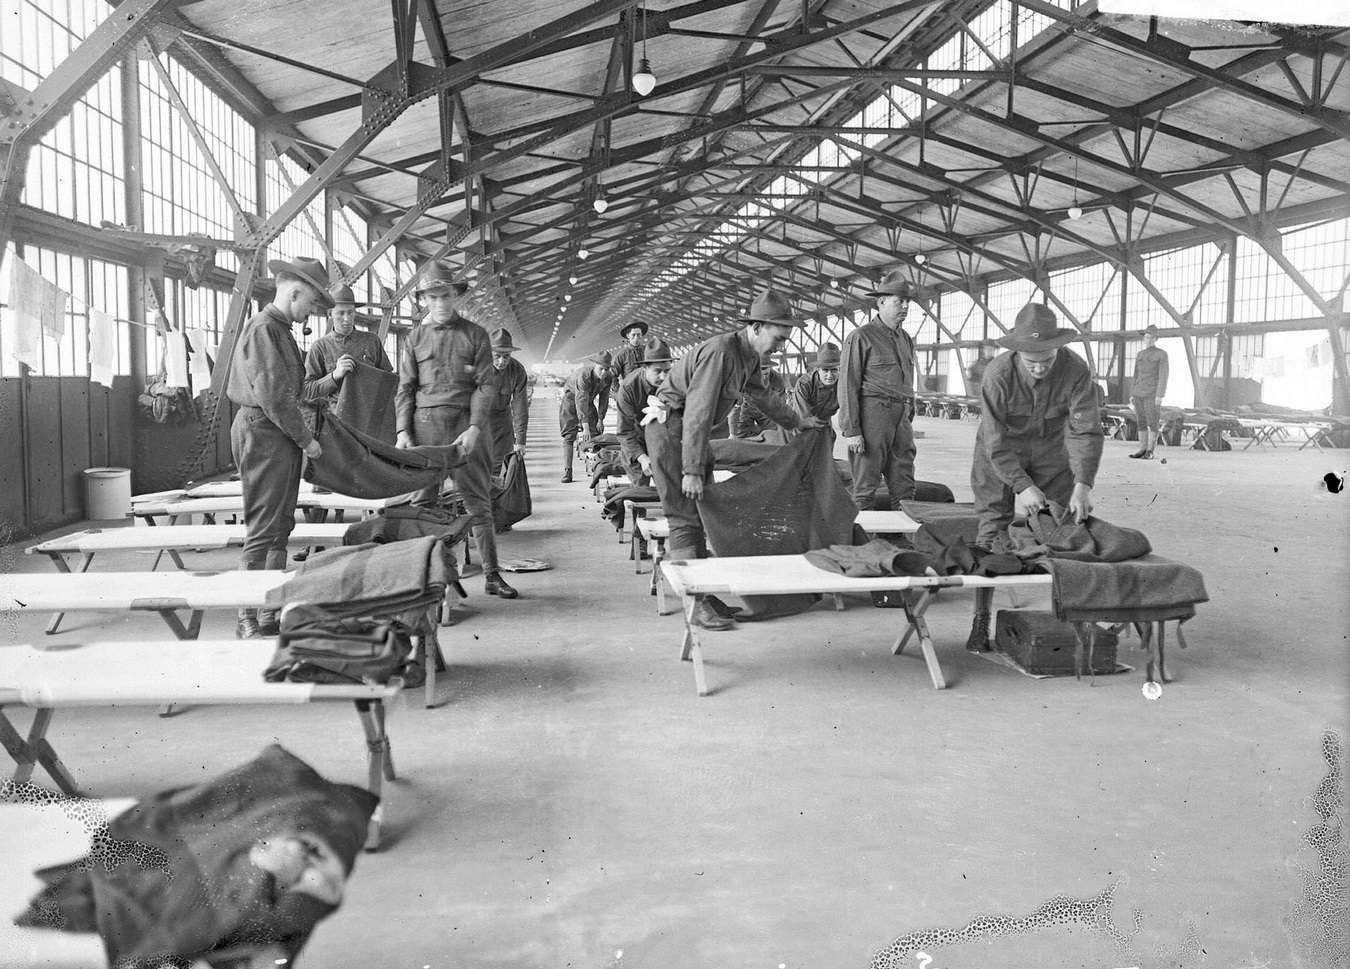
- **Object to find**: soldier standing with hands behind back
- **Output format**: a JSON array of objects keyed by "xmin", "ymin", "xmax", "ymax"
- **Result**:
[
  {"xmin": 394, "ymin": 265, "xmax": 518, "ymax": 599},
  {"xmin": 1129, "ymin": 324, "xmax": 1169, "ymax": 460},
  {"xmin": 227, "ymin": 256, "xmax": 332, "ymax": 638}
]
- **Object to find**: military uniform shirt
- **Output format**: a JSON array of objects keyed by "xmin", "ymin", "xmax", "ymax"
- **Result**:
[
  {"xmin": 657, "ymin": 331, "xmax": 801, "ymax": 475},
  {"xmin": 394, "ymin": 317, "xmax": 495, "ymax": 435},
  {"xmin": 303, "ymin": 328, "xmax": 392, "ymax": 401},
  {"xmin": 838, "ymin": 317, "xmax": 915, "ymax": 436},
  {"xmin": 489, "ymin": 355, "xmax": 530, "ymax": 447},
  {"xmin": 978, "ymin": 349, "xmax": 1104, "ymax": 493},
  {"xmin": 226, "ymin": 305, "xmax": 313, "ymax": 448},
  {"xmin": 1132, "ymin": 345, "xmax": 1169, "ymax": 397},
  {"xmin": 563, "ymin": 366, "xmax": 611, "ymax": 429},
  {"xmin": 615, "ymin": 369, "xmax": 658, "ymax": 467},
  {"xmin": 611, "ymin": 343, "xmax": 644, "ymax": 387},
  {"xmin": 791, "ymin": 370, "xmax": 840, "ymax": 422}
]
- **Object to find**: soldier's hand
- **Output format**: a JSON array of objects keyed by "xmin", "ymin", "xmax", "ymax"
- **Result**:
[
  {"xmin": 844, "ymin": 434, "xmax": 865, "ymax": 453},
  {"xmin": 797, "ymin": 415, "xmax": 824, "ymax": 430},
  {"xmin": 396, "ymin": 432, "xmax": 413, "ymax": 450},
  {"xmin": 638, "ymin": 455, "xmax": 653, "ymax": 476},
  {"xmin": 513, "ymin": 443, "xmax": 527, "ymax": 456},
  {"xmin": 453, "ymin": 424, "xmax": 482, "ymax": 456},
  {"xmin": 1014, "ymin": 484, "xmax": 1048, "ymax": 519},
  {"xmin": 333, "ymin": 354, "xmax": 356, "ymax": 379},
  {"xmin": 577, "ymin": 428, "xmax": 592, "ymax": 444},
  {"xmin": 681, "ymin": 473, "xmax": 704, "ymax": 500},
  {"xmin": 302, "ymin": 439, "xmax": 323, "ymax": 461},
  {"xmin": 1068, "ymin": 483, "xmax": 1093, "ymax": 523}
]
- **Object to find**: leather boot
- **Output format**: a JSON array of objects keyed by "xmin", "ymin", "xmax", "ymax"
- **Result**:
[
  {"xmin": 965, "ymin": 609, "xmax": 991, "ymax": 652},
  {"xmin": 236, "ymin": 555, "xmax": 264, "ymax": 638},
  {"xmin": 691, "ymin": 600, "xmax": 734, "ymax": 632},
  {"xmin": 484, "ymin": 571, "xmax": 519, "ymax": 599},
  {"xmin": 256, "ymin": 549, "xmax": 288, "ymax": 636}
]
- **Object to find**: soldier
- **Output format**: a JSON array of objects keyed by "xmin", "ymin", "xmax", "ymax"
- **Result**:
[
  {"xmin": 1129, "ymin": 324, "xmax": 1169, "ymax": 460},
  {"xmin": 611, "ymin": 320, "xmax": 648, "ymax": 389},
  {"xmin": 227, "ymin": 256, "xmax": 333, "ymax": 638},
  {"xmin": 558, "ymin": 351, "xmax": 613, "ymax": 483},
  {"xmin": 790, "ymin": 343, "xmax": 841, "ymax": 429},
  {"xmin": 394, "ymin": 265, "xmax": 517, "ymax": 599},
  {"xmin": 486, "ymin": 327, "xmax": 530, "ymax": 472},
  {"xmin": 971, "ymin": 303, "xmax": 1103, "ymax": 549},
  {"xmin": 614, "ymin": 336, "xmax": 673, "ymax": 485},
  {"xmin": 302, "ymin": 284, "xmax": 392, "ymax": 409},
  {"xmin": 839, "ymin": 270, "xmax": 919, "ymax": 509},
  {"xmin": 645, "ymin": 291, "xmax": 823, "ymax": 631}
]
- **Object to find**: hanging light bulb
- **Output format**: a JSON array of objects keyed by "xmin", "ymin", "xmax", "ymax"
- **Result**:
[
  {"xmin": 914, "ymin": 253, "xmax": 927, "ymax": 266},
  {"xmin": 578, "ymin": 248, "xmax": 590, "ymax": 260},
  {"xmin": 631, "ymin": 3, "xmax": 656, "ymax": 96},
  {"xmin": 593, "ymin": 194, "xmax": 609, "ymax": 214},
  {"xmin": 632, "ymin": 58, "xmax": 656, "ymax": 96},
  {"xmin": 1067, "ymin": 204, "xmax": 1084, "ymax": 221},
  {"xmin": 569, "ymin": 275, "xmax": 578, "ymax": 285},
  {"xmin": 829, "ymin": 278, "xmax": 839, "ymax": 289},
  {"xmin": 565, "ymin": 294, "xmax": 573, "ymax": 301}
]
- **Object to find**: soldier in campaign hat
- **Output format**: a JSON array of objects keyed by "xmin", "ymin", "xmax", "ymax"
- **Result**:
[
  {"xmin": 558, "ymin": 350, "xmax": 614, "ymax": 483},
  {"xmin": 614, "ymin": 336, "xmax": 674, "ymax": 485},
  {"xmin": 1129, "ymin": 324, "xmax": 1169, "ymax": 460},
  {"xmin": 303, "ymin": 282, "xmax": 393, "ymax": 411},
  {"xmin": 394, "ymin": 264, "xmax": 518, "ymax": 599},
  {"xmin": 645, "ymin": 291, "xmax": 824, "ymax": 631},
  {"xmin": 227, "ymin": 256, "xmax": 334, "ymax": 637},
  {"xmin": 486, "ymin": 327, "xmax": 530, "ymax": 472},
  {"xmin": 791, "ymin": 342, "xmax": 841, "ymax": 429},
  {"xmin": 838, "ymin": 270, "xmax": 920, "ymax": 509},
  {"xmin": 611, "ymin": 319, "xmax": 650, "ymax": 389}
]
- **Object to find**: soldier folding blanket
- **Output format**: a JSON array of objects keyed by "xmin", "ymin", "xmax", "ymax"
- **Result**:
[{"xmin": 303, "ymin": 406, "xmax": 464, "ymax": 499}]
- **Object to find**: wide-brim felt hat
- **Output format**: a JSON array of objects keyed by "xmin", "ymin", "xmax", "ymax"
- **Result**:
[
  {"xmin": 641, "ymin": 337, "xmax": 673, "ymax": 364},
  {"xmin": 491, "ymin": 328, "xmax": 521, "ymax": 353},
  {"xmin": 739, "ymin": 290, "xmax": 805, "ymax": 327},
  {"xmin": 589, "ymin": 350, "xmax": 614, "ymax": 366},
  {"xmin": 866, "ymin": 270, "xmax": 914, "ymax": 299},
  {"xmin": 815, "ymin": 343, "xmax": 841, "ymax": 368},
  {"xmin": 1143, "ymin": 324, "xmax": 1160, "ymax": 335},
  {"xmin": 997, "ymin": 303, "xmax": 1077, "ymax": 351},
  {"xmin": 620, "ymin": 320, "xmax": 649, "ymax": 338},
  {"xmin": 330, "ymin": 284, "xmax": 357, "ymax": 307},
  {"xmin": 267, "ymin": 257, "xmax": 337, "ymax": 310},
  {"xmin": 414, "ymin": 264, "xmax": 470, "ymax": 297}
]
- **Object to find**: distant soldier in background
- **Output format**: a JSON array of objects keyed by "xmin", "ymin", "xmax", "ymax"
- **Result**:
[
  {"xmin": 486, "ymin": 327, "xmax": 529, "ymax": 472},
  {"xmin": 1129, "ymin": 324, "xmax": 1169, "ymax": 460},
  {"xmin": 790, "ymin": 343, "xmax": 841, "ymax": 432},
  {"xmin": 611, "ymin": 320, "xmax": 649, "ymax": 389},
  {"xmin": 558, "ymin": 351, "xmax": 613, "ymax": 483},
  {"xmin": 614, "ymin": 337, "xmax": 674, "ymax": 485}
]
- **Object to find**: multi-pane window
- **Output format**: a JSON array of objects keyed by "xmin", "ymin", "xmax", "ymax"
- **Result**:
[
  {"xmin": 1049, "ymin": 262, "xmax": 1121, "ymax": 332},
  {"xmin": 139, "ymin": 52, "xmax": 257, "ymax": 274},
  {"xmin": 2, "ymin": 0, "xmax": 124, "ymax": 226},
  {"xmin": 264, "ymin": 154, "xmax": 327, "ymax": 267},
  {"xmin": 330, "ymin": 204, "xmax": 371, "ymax": 304},
  {"xmin": 985, "ymin": 276, "xmax": 1037, "ymax": 330}
]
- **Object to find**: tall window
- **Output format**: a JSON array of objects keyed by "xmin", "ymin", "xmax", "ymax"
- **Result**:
[{"xmin": 2, "ymin": 0, "xmax": 125, "ymax": 226}]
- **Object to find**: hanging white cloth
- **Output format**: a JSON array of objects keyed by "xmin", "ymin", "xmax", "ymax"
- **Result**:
[
  {"xmin": 88, "ymin": 307, "xmax": 118, "ymax": 387},
  {"xmin": 5, "ymin": 257, "xmax": 67, "ymax": 368},
  {"xmin": 187, "ymin": 329, "xmax": 212, "ymax": 381},
  {"xmin": 164, "ymin": 330, "xmax": 190, "ymax": 388}
]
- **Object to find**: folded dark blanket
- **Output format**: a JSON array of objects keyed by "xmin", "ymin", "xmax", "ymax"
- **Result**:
[
  {"xmin": 805, "ymin": 539, "xmax": 936, "ymax": 578},
  {"xmin": 579, "ymin": 434, "xmax": 622, "ymax": 452},
  {"xmin": 303, "ymin": 406, "xmax": 464, "ymax": 499},
  {"xmin": 909, "ymin": 518, "xmax": 1025, "ymax": 576},
  {"xmin": 1008, "ymin": 504, "xmax": 1152, "ymax": 562},
  {"xmin": 588, "ymin": 460, "xmax": 626, "ymax": 489},
  {"xmin": 601, "ymin": 485, "xmax": 660, "ymax": 529},
  {"xmin": 898, "ymin": 500, "xmax": 978, "ymax": 522},
  {"xmin": 1041, "ymin": 555, "xmax": 1209, "ymax": 622},
  {"xmin": 267, "ymin": 535, "xmax": 449, "ymax": 623}
]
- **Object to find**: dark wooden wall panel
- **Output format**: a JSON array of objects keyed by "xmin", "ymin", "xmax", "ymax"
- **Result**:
[
  {"xmin": 60, "ymin": 379, "xmax": 91, "ymax": 520},
  {"xmin": 26, "ymin": 378, "xmax": 65, "ymax": 532},
  {"xmin": 88, "ymin": 381, "xmax": 111, "ymax": 468},
  {"xmin": 0, "ymin": 381, "xmax": 25, "ymax": 539},
  {"xmin": 109, "ymin": 377, "xmax": 135, "ymax": 471}
]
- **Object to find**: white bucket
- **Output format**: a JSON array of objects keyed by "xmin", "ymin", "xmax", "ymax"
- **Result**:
[{"xmin": 83, "ymin": 467, "xmax": 132, "ymax": 520}]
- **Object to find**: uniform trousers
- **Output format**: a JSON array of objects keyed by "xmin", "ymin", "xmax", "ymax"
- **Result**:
[
  {"xmin": 412, "ymin": 405, "xmax": 500, "ymax": 575},
  {"xmin": 231, "ymin": 405, "xmax": 303, "ymax": 569},
  {"xmin": 558, "ymin": 394, "xmax": 600, "ymax": 471},
  {"xmin": 645, "ymin": 412, "xmax": 711, "ymax": 560},
  {"xmin": 1131, "ymin": 395, "xmax": 1161, "ymax": 432},
  {"xmin": 970, "ymin": 439, "xmax": 1075, "ymax": 547},
  {"xmin": 848, "ymin": 396, "xmax": 916, "ymax": 509}
]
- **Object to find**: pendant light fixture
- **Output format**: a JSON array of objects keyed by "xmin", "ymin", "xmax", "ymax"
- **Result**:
[
  {"xmin": 632, "ymin": 3, "xmax": 656, "ymax": 96},
  {"xmin": 1067, "ymin": 157, "xmax": 1083, "ymax": 221}
]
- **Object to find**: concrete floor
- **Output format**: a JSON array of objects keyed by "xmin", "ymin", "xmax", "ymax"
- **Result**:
[{"xmin": 2, "ymin": 391, "xmax": 1347, "ymax": 969}]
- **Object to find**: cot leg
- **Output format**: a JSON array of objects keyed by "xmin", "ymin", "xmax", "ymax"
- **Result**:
[
  {"xmin": 0, "ymin": 709, "xmax": 82, "ymax": 795},
  {"xmin": 165, "ymin": 550, "xmax": 188, "ymax": 571},
  {"xmin": 156, "ymin": 609, "xmax": 204, "ymax": 641},
  {"xmin": 654, "ymin": 545, "xmax": 669, "ymax": 614},
  {"xmin": 891, "ymin": 590, "xmax": 935, "ymax": 655},
  {"xmin": 678, "ymin": 595, "xmax": 710, "ymax": 696},
  {"xmin": 832, "ymin": 593, "xmax": 845, "ymax": 612},
  {"xmin": 1155, "ymin": 620, "xmax": 1169, "ymax": 683},
  {"xmin": 900, "ymin": 598, "xmax": 947, "ymax": 690},
  {"xmin": 356, "ymin": 699, "xmax": 394, "ymax": 852},
  {"xmin": 43, "ymin": 552, "xmax": 92, "ymax": 635}
]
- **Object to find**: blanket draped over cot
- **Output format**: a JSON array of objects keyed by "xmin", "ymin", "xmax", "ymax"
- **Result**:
[
  {"xmin": 15, "ymin": 745, "xmax": 375, "ymax": 967},
  {"xmin": 302, "ymin": 407, "xmax": 464, "ymax": 499},
  {"xmin": 698, "ymin": 428, "xmax": 858, "ymax": 619}
]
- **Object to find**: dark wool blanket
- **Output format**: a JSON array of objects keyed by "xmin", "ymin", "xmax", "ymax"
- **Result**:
[
  {"xmin": 1008, "ymin": 505, "xmax": 1152, "ymax": 562},
  {"xmin": 267, "ymin": 534, "xmax": 449, "ymax": 623},
  {"xmin": 699, "ymin": 428, "xmax": 858, "ymax": 620},
  {"xmin": 805, "ymin": 539, "xmax": 936, "ymax": 578},
  {"xmin": 303, "ymin": 406, "xmax": 464, "ymax": 499},
  {"xmin": 1041, "ymin": 555, "xmax": 1209, "ymax": 623},
  {"xmin": 16, "ymin": 745, "xmax": 375, "ymax": 967}
]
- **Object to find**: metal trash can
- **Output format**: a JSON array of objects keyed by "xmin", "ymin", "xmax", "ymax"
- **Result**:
[{"xmin": 83, "ymin": 467, "xmax": 132, "ymax": 520}]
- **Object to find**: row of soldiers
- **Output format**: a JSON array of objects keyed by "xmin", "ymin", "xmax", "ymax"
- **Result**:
[{"xmin": 558, "ymin": 273, "xmax": 1106, "ymax": 632}]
